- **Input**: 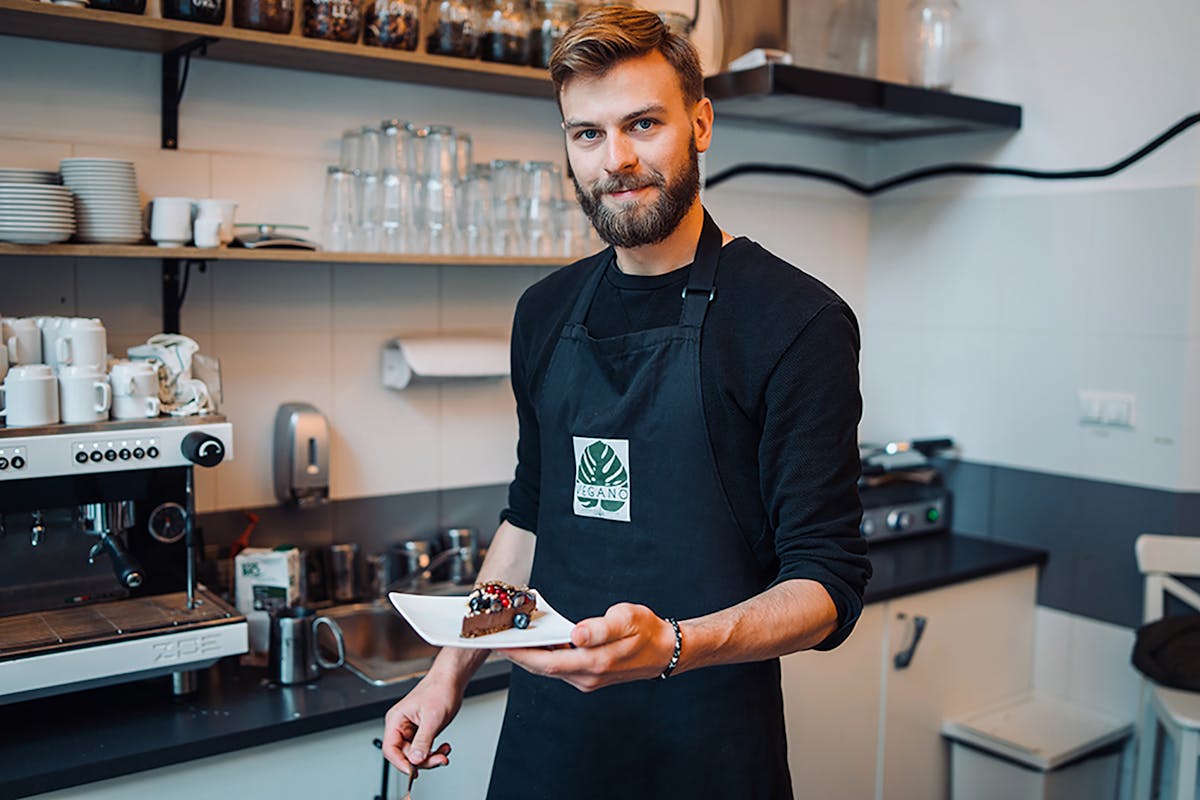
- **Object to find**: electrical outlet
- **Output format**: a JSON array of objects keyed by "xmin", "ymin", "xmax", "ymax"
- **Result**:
[{"xmin": 1077, "ymin": 390, "xmax": 1136, "ymax": 428}]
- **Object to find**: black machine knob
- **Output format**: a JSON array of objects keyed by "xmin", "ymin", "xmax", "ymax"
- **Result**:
[
  {"xmin": 104, "ymin": 449, "xmax": 118, "ymax": 462},
  {"xmin": 11, "ymin": 456, "xmax": 22, "ymax": 469},
  {"xmin": 0, "ymin": 458, "xmax": 7, "ymax": 470},
  {"xmin": 75, "ymin": 451, "xmax": 89, "ymax": 464},
  {"xmin": 181, "ymin": 431, "xmax": 225, "ymax": 468},
  {"xmin": 133, "ymin": 447, "xmax": 145, "ymax": 459}
]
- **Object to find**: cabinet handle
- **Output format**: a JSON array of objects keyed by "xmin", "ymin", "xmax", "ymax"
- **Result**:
[{"xmin": 893, "ymin": 613, "xmax": 927, "ymax": 670}]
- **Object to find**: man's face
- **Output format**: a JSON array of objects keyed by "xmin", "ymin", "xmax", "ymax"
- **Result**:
[{"xmin": 560, "ymin": 51, "xmax": 712, "ymax": 249}]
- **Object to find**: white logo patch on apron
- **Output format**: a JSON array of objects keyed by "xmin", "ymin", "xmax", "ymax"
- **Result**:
[{"xmin": 572, "ymin": 437, "xmax": 631, "ymax": 522}]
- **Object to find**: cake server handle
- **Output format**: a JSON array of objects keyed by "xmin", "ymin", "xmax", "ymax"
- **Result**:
[{"xmin": 403, "ymin": 768, "xmax": 417, "ymax": 800}]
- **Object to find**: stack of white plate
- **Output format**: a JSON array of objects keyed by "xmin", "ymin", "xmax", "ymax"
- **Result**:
[
  {"xmin": 0, "ymin": 168, "xmax": 60, "ymax": 185},
  {"xmin": 59, "ymin": 158, "xmax": 144, "ymax": 244},
  {"xmin": 0, "ymin": 183, "xmax": 76, "ymax": 245}
]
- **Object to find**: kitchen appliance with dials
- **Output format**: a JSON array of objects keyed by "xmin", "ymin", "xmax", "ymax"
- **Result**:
[
  {"xmin": 858, "ymin": 438, "xmax": 954, "ymax": 543},
  {"xmin": 0, "ymin": 416, "xmax": 247, "ymax": 705}
]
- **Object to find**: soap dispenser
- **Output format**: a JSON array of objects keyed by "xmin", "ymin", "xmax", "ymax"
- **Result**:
[{"xmin": 273, "ymin": 403, "xmax": 330, "ymax": 508}]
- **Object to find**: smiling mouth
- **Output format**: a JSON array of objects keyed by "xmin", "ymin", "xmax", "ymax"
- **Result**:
[{"xmin": 605, "ymin": 186, "xmax": 652, "ymax": 201}]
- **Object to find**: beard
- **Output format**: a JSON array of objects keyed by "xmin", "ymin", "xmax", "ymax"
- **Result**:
[{"xmin": 574, "ymin": 137, "xmax": 700, "ymax": 249}]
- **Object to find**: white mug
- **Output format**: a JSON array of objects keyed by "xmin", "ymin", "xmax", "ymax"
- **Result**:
[
  {"xmin": 0, "ymin": 364, "xmax": 60, "ymax": 427},
  {"xmin": 36, "ymin": 316, "xmax": 69, "ymax": 367},
  {"xmin": 195, "ymin": 199, "xmax": 237, "ymax": 244},
  {"xmin": 4, "ymin": 317, "xmax": 43, "ymax": 365},
  {"xmin": 194, "ymin": 215, "xmax": 221, "ymax": 248},
  {"xmin": 55, "ymin": 318, "xmax": 107, "ymax": 371},
  {"xmin": 109, "ymin": 359, "xmax": 158, "ymax": 397},
  {"xmin": 149, "ymin": 197, "xmax": 195, "ymax": 247},
  {"xmin": 58, "ymin": 365, "xmax": 112, "ymax": 424},
  {"xmin": 112, "ymin": 393, "xmax": 160, "ymax": 420}
]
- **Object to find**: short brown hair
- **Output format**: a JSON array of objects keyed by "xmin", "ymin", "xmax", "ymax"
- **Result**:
[{"xmin": 549, "ymin": 6, "xmax": 704, "ymax": 108}]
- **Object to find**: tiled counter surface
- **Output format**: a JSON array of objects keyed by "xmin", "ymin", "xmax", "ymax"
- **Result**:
[{"xmin": 0, "ymin": 532, "xmax": 1045, "ymax": 798}]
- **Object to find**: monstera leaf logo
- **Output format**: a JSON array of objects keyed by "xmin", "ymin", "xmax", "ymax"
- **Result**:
[{"xmin": 576, "ymin": 440, "xmax": 629, "ymax": 512}]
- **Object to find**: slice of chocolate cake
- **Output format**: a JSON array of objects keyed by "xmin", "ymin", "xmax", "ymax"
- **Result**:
[{"xmin": 461, "ymin": 581, "xmax": 538, "ymax": 638}]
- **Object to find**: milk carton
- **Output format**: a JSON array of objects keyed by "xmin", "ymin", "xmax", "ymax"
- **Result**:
[{"xmin": 234, "ymin": 546, "xmax": 301, "ymax": 658}]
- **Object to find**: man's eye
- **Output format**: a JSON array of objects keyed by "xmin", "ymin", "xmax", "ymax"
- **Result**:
[
  {"xmin": 633, "ymin": 119, "xmax": 656, "ymax": 131},
  {"xmin": 578, "ymin": 129, "xmax": 600, "ymax": 141}
]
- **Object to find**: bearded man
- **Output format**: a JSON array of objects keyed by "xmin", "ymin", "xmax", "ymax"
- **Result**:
[{"xmin": 384, "ymin": 8, "xmax": 871, "ymax": 799}]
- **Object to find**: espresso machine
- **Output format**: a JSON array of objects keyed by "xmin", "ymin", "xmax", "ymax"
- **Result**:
[{"xmin": 0, "ymin": 416, "xmax": 248, "ymax": 705}]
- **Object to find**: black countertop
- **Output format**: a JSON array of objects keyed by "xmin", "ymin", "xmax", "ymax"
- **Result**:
[{"xmin": 0, "ymin": 532, "xmax": 1044, "ymax": 799}]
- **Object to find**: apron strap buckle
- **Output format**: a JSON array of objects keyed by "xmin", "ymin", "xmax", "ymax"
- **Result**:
[{"xmin": 681, "ymin": 285, "xmax": 716, "ymax": 302}]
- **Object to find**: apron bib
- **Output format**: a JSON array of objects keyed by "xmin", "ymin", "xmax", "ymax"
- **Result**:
[{"xmin": 487, "ymin": 210, "xmax": 792, "ymax": 800}]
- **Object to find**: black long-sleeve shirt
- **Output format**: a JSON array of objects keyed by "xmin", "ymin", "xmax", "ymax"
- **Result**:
[{"xmin": 501, "ymin": 236, "xmax": 871, "ymax": 649}]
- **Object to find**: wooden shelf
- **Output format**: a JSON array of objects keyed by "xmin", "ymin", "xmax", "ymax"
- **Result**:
[
  {"xmin": 0, "ymin": 0, "xmax": 554, "ymax": 99},
  {"xmin": 704, "ymin": 63, "xmax": 1022, "ymax": 140},
  {"xmin": 0, "ymin": 242, "xmax": 570, "ymax": 266}
]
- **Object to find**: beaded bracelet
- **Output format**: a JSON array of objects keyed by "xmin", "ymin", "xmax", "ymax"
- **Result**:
[{"xmin": 658, "ymin": 617, "xmax": 682, "ymax": 680}]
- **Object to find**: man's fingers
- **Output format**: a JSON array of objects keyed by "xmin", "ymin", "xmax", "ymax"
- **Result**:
[
  {"xmin": 407, "ymin": 709, "xmax": 446, "ymax": 764},
  {"xmin": 572, "ymin": 603, "xmax": 643, "ymax": 647}
]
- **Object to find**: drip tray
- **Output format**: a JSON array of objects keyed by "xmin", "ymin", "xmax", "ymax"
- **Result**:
[{"xmin": 0, "ymin": 589, "xmax": 240, "ymax": 660}]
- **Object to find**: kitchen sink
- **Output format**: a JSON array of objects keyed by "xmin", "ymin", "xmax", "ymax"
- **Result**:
[{"xmin": 321, "ymin": 584, "xmax": 476, "ymax": 686}]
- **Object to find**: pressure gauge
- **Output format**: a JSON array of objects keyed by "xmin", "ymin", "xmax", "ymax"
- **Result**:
[{"xmin": 148, "ymin": 502, "xmax": 188, "ymax": 544}]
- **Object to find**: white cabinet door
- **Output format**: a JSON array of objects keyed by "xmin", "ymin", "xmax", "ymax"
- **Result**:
[
  {"xmin": 33, "ymin": 689, "xmax": 508, "ymax": 800},
  {"xmin": 781, "ymin": 602, "xmax": 886, "ymax": 800},
  {"xmin": 879, "ymin": 567, "xmax": 1037, "ymax": 800}
]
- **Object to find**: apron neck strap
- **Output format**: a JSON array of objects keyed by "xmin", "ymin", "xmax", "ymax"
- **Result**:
[
  {"xmin": 565, "ymin": 206, "xmax": 724, "ymax": 328},
  {"xmin": 679, "ymin": 208, "xmax": 722, "ymax": 329}
]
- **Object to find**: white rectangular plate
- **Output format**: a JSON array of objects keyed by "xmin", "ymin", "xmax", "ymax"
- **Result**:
[{"xmin": 388, "ymin": 591, "xmax": 575, "ymax": 649}]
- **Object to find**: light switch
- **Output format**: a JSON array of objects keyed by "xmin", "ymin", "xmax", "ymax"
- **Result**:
[{"xmin": 1077, "ymin": 389, "xmax": 1136, "ymax": 428}]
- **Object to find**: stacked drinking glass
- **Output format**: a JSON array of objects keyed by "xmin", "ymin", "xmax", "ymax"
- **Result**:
[{"xmin": 321, "ymin": 121, "xmax": 601, "ymax": 258}]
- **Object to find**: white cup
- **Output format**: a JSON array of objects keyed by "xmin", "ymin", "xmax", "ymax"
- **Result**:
[
  {"xmin": 0, "ymin": 364, "xmax": 60, "ymax": 427},
  {"xmin": 36, "ymin": 316, "xmax": 69, "ymax": 367},
  {"xmin": 109, "ymin": 359, "xmax": 158, "ymax": 397},
  {"xmin": 195, "ymin": 199, "xmax": 237, "ymax": 244},
  {"xmin": 4, "ymin": 317, "xmax": 43, "ymax": 365},
  {"xmin": 149, "ymin": 197, "xmax": 195, "ymax": 247},
  {"xmin": 58, "ymin": 365, "xmax": 112, "ymax": 424},
  {"xmin": 55, "ymin": 318, "xmax": 108, "ymax": 371},
  {"xmin": 194, "ymin": 215, "xmax": 221, "ymax": 248},
  {"xmin": 112, "ymin": 393, "xmax": 160, "ymax": 420}
]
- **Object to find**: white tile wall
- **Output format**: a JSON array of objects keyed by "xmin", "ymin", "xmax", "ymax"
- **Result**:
[{"xmin": 863, "ymin": 187, "xmax": 1200, "ymax": 491}]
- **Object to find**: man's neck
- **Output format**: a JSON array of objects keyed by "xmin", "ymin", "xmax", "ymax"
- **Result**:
[{"xmin": 612, "ymin": 201, "xmax": 707, "ymax": 277}]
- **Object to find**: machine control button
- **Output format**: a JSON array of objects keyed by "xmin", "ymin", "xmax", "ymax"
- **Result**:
[
  {"xmin": 104, "ymin": 450, "xmax": 118, "ymax": 461},
  {"xmin": 0, "ymin": 457, "xmax": 8, "ymax": 470},
  {"xmin": 10, "ymin": 456, "xmax": 23, "ymax": 470},
  {"xmin": 75, "ymin": 451, "xmax": 89, "ymax": 464},
  {"xmin": 181, "ymin": 432, "xmax": 224, "ymax": 467},
  {"xmin": 89, "ymin": 451, "xmax": 103, "ymax": 463},
  {"xmin": 133, "ymin": 447, "xmax": 146, "ymax": 459},
  {"xmin": 860, "ymin": 517, "xmax": 875, "ymax": 537},
  {"xmin": 119, "ymin": 449, "xmax": 132, "ymax": 460},
  {"xmin": 886, "ymin": 510, "xmax": 914, "ymax": 531},
  {"xmin": 147, "ymin": 446, "xmax": 160, "ymax": 459}
]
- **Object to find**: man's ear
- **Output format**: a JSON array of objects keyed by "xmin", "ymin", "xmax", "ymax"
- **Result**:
[{"xmin": 693, "ymin": 97, "xmax": 714, "ymax": 154}]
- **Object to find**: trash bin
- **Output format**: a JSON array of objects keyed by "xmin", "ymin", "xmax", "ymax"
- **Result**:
[{"xmin": 941, "ymin": 695, "xmax": 1133, "ymax": 800}]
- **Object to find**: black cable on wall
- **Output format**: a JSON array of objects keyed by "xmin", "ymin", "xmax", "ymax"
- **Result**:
[{"xmin": 704, "ymin": 111, "xmax": 1200, "ymax": 196}]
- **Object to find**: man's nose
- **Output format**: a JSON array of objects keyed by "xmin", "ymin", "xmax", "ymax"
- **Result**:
[{"xmin": 603, "ymin": 133, "xmax": 637, "ymax": 174}]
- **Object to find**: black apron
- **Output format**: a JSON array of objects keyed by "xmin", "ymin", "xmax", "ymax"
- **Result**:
[{"xmin": 487, "ymin": 210, "xmax": 792, "ymax": 800}]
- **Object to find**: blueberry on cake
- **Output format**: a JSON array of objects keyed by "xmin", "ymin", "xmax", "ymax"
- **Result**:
[{"xmin": 461, "ymin": 581, "xmax": 537, "ymax": 638}]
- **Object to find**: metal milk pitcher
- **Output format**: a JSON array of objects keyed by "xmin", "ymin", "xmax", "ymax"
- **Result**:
[{"xmin": 268, "ymin": 607, "xmax": 345, "ymax": 685}]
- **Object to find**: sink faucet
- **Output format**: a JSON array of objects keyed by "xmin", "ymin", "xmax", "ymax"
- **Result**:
[{"xmin": 389, "ymin": 546, "xmax": 475, "ymax": 595}]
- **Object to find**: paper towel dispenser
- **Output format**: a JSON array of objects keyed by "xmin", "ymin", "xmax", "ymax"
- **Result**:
[
  {"xmin": 274, "ymin": 403, "xmax": 330, "ymax": 508},
  {"xmin": 381, "ymin": 335, "xmax": 510, "ymax": 390}
]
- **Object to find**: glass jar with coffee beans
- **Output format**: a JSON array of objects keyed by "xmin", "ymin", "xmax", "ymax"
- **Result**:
[
  {"xmin": 424, "ymin": 0, "xmax": 482, "ymax": 59},
  {"xmin": 234, "ymin": 0, "xmax": 294, "ymax": 32},
  {"xmin": 530, "ymin": 0, "xmax": 577, "ymax": 69},
  {"xmin": 364, "ymin": 0, "xmax": 419, "ymax": 48},
  {"xmin": 479, "ymin": 0, "xmax": 530, "ymax": 65},
  {"xmin": 303, "ymin": 0, "xmax": 362, "ymax": 42}
]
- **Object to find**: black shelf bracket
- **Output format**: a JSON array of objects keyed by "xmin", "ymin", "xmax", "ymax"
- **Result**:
[
  {"xmin": 162, "ymin": 258, "xmax": 207, "ymax": 333},
  {"xmin": 162, "ymin": 37, "xmax": 216, "ymax": 150}
]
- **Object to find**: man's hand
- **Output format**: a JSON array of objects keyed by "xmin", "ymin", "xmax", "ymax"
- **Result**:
[
  {"xmin": 382, "ymin": 670, "xmax": 461, "ymax": 776},
  {"xmin": 499, "ymin": 603, "xmax": 676, "ymax": 692}
]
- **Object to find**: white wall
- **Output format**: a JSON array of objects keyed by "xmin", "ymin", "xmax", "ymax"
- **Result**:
[
  {"xmin": 861, "ymin": 0, "xmax": 1200, "ymax": 493},
  {"xmin": 0, "ymin": 33, "xmax": 870, "ymax": 513}
]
